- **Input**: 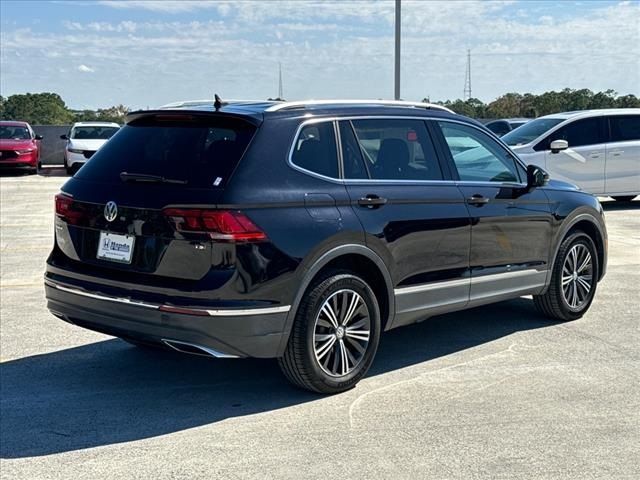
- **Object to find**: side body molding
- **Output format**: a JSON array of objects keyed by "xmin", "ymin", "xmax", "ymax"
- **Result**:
[{"xmin": 276, "ymin": 244, "xmax": 395, "ymax": 355}]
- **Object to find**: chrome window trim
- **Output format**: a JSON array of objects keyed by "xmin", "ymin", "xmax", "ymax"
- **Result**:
[
  {"xmin": 47, "ymin": 281, "xmax": 291, "ymax": 317},
  {"xmin": 287, "ymin": 115, "xmax": 530, "ymax": 187}
]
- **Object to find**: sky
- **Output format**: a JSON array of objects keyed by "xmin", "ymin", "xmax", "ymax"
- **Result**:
[{"xmin": 1, "ymin": 0, "xmax": 639, "ymax": 110}]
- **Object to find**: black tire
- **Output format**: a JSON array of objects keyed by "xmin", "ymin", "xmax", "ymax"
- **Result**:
[
  {"xmin": 533, "ymin": 231, "xmax": 598, "ymax": 321},
  {"xmin": 612, "ymin": 196, "xmax": 636, "ymax": 202},
  {"xmin": 278, "ymin": 270, "xmax": 381, "ymax": 394},
  {"xmin": 64, "ymin": 156, "xmax": 74, "ymax": 176}
]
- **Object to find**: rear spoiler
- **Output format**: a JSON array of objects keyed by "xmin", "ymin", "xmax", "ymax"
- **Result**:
[{"xmin": 125, "ymin": 109, "xmax": 263, "ymax": 126}]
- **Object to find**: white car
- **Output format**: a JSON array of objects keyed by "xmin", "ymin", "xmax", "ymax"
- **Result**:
[
  {"xmin": 502, "ymin": 109, "xmax": 640, "ymax": 201},
  {"xmin": 61, "ymin": 122, "xmax": 120, "ymax": 174}
]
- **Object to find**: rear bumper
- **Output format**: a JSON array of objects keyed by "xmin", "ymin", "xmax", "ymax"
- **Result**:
[{"xmin": 45, "ymin": 280, "xmax": 290, "ymax": 358}]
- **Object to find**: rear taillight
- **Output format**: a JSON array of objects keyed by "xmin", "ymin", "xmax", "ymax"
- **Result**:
[
  {"xmin": 162, "ymin": 209, "xmax": 267, "ymax": 242},
  {"xmin": 54, "ymin": 193, "xmax": 84, "ymax": 224},
  {"xmin": 55, "ymin": 193, "xmax": 72, "ymax": 216}
]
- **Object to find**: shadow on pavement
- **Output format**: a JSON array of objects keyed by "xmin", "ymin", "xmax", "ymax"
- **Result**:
[
  {"xmin": 600, "ymin": 199, "xmax": 640, "ymax": 211},
  {"xmin": 0, "ymin": 298, "xmax": 554, "ymax": 458}
]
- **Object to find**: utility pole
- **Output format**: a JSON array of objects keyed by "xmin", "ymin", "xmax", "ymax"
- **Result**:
[
  {"xmin": 463, "ymin": 49, "xmax": 472, "ymax": 100},
  {"xmin": 278, "ymin": 62, "xmax": 283, "ymax": 100},
  {"xmin": 394, "ymin": 0, "xmax": 401, "ymax": 100}
]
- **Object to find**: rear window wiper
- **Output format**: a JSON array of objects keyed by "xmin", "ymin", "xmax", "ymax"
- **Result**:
[{"xmin": 120, "ymin": 172, "xmax": 188, "ymax": 185}]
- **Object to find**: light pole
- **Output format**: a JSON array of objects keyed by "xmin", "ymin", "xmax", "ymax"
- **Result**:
[{"xmin": 394, "ymin": 0, "xmax": 401, "ymax": 100}]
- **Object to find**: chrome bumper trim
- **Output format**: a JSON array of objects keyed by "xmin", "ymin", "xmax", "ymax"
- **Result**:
[{"xmin": 47, "ymin": 281, "xmax": 291, "ymax": 317}]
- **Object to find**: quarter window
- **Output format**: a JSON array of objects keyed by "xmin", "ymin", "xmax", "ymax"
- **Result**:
[
  {"xmin": 291, "ymin": 122, "xmax": 339, "ymax": 178},
  {"xmin": 349, "ymin": 119, "xmax": 443, "ymax": 180},
  {"xmin": 438, "ymin": 121, "xmax": 520, "ymax": 183},
  {"xmin": 609, "ymin": 115, "xmax": 640, "ymax": 142}
]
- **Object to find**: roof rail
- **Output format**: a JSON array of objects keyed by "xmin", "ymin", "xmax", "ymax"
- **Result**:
[
  {"xmin": 159, "ymin": 99, "xmax": 281, "ymax": 109},
  {"xmin": 264, "ymin": 99, "xmax": 453, "ymax": 113}
]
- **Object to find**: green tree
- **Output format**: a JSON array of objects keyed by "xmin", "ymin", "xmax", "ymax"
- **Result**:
[
  {"xmin": 615, "ymin": 94, "xmax": 640, "ymax": 108},
  {"xmin": 486, "ymin": 93, "xmax": 522, "ymax": 118},
  {"xmin": 0, "ymin": 92, "xmax": 74, "ymax": 124}
]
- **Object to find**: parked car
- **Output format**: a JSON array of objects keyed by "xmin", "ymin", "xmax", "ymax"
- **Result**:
[
  {"xmin": 485, "ymin": 118, "xmax": 529, "ymax": 137},
  {"xmin": 502, "ymin": 109, "xmax": 640, "ymax": 201},
  {"xmin": 61, "ymin": 122, "xmax": 120, "ymax": 174},
  {"xmin": 0, "ymin": 121, "xmax": 42, "ymax": 173},
  {"xmin": 45, "ymin": 99, "xmax": 608, "ymax": 393}
]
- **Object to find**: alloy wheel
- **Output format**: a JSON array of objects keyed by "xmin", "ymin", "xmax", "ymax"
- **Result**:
[
  {"xmin": 313, "ymin": 289, "xmax": 371, "ymax": 377},
  {"xmin": 561, "ymin": 243, "xmax": 593, "ymax": 310}
]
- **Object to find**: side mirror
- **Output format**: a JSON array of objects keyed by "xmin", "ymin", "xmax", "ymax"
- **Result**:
[
  {"xmin": 527, "ymin": 164, "xmax": 549, "ymax": 188},
  {"xmin": 550, "ymin": 139, "xmax": 568, "ymax": 154},
  {"xmin": 60, "ymin": 134, "xmax": 68, "ymax": 140},
  {"xmin": 34, "ymin": 134, "xmax": 43, "ymax": 140}
]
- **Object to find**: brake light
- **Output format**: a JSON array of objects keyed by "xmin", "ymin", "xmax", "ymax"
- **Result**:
[
  {"xmin": 55, "ymin": 193, "xmax": 84, "ymax": 224},
  {"xmin": 163, "ymin": 209, "xmax": 267, "ymax": 242},
  {"xmin": 55, "ymin": 193, "xmax": 72, "ymax": 216}
]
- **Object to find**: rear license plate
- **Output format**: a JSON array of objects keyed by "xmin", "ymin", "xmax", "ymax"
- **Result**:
[{"xmin": 96, "ymin": 232, "xmax": 135, "ymax": 264}]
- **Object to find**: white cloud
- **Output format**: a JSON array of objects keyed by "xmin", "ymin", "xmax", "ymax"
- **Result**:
[
  {"xmin": 77, "ymin": 64, "xmax": 95, "ymax": 73},
  {"xmin": 1, "ymin": 1, "xmax": 638, "ymax": 109},
  {"xmin": 97, "ymin": 0, "xmax": 221, "ymax": 13}
]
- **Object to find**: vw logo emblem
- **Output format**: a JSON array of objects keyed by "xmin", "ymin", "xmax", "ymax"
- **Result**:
[{"xmin": 104, "ymin": 201, "xmax": 118, "ymax": 222}]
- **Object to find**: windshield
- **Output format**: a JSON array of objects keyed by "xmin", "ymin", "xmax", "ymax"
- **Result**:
[
  {"xmin": 502, "ymin": 118, "xmax": 564, "ymax": 146},
  {"xmin": 0, "ymin": 126, "xmax": 30, "ymax": 140},
  {"xmin": 75, "ymin": 116, "xmax": 256, "ymax": 188},
  {"xmin": 70, "ymin": 126, "xmax": 119, "ymax": 140}
]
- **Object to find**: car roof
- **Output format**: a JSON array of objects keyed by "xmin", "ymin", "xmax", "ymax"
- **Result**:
[
  {"xmin": 538, "ymin": 108, "xmax": 640, "ymax": 121},
  {"xmin": 130, "ymin": 99, "xmax": 461, "ymax": 124},
  {"xmin": 0, "ymin": 121, "xmax": 30, "ymax": 127},
  {"xmin": 72, "ymin": 122, "xmax": 120, "ymax": 127}
]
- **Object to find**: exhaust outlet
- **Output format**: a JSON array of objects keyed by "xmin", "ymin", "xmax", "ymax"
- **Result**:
[{"xmin": 161, "ymin": 339, "xmax": 239, "ymax": 358}]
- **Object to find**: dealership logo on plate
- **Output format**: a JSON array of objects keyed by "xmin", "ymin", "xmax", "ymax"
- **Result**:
[{"xmin": 104, "ymin": 201, "xmax": 118, "ymax": 222}]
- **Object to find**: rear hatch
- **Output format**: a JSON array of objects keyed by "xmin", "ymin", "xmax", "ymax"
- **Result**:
[{"xmin": 52, "ymin": 112, "xmax": 260, "ymax": 283}]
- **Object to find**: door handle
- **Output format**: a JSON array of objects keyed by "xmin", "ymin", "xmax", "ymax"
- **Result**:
[
  {"xmin": 610, "ymin": 150, "xmax": 624, "ymax": 157},
  {"xmin": 358, "ymin": 195, "xmax": 387, "ymax": 208},
  {"xmin": 466, "ymin": 194, "xmax": 490, "ymax": 206}
]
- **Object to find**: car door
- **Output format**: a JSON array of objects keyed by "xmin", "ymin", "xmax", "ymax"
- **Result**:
[
  {"xmin": 338, "ymin": 118, "xmax": 471, "ymax": 328},
  {"xmin": 432, "ymin": 120, "xmax": 553, "ymax": 305},
  {"xmin": 605, "ymin": 115, "xmax": 640, "ymax": 195},
  {"xmin": 539, "ymin": 116, "xmax": 607, "ymax": 194}
]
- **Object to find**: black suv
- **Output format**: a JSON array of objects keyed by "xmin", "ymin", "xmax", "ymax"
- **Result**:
[{"xmin": 45, "ymin": 100, "xmax": 607, "ymax": 393}]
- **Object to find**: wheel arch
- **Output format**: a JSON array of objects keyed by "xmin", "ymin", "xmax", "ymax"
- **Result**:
[
  {"xmin": 548, "ymin": 213, "xmax": 607, "ymax": 289},
  {"xmin": 276, "ymin": 244, "xmax": 395, "ymax": 356}
]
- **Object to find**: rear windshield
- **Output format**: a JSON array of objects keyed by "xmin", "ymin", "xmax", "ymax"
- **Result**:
[
  {"xmin": 502, "ymin": 118, "xmax": 564, "ymax": 146},
  {"xmin": 75, "ymin": 115, "xmax": 256, "ymax": 188},
  {"xmin": 71, "ymin": 126, "xmax": 119, "ymax": 140}
]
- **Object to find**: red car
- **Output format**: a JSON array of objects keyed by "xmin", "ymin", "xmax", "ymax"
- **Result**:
[{"xmin": 0, "ymin": 121, "xmax": 43, "ymax": 173}]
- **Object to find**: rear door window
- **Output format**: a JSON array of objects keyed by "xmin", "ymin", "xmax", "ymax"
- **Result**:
[
  {"xmin": 544, "ymin": 117, "xmax": 604, "ymax": 149},
  {"xmin": 349, "ymin": 119, "xmax": 443, "ymax": 181},
  {"xmin": 291, "ymin": 122, "xmax": 339, "ymax": 178},
  {"xmin": 608, "ymin": 115, "xmax": 640, "ymax": 142},
  {"xmin": 75, "ymin": 115, "xmax": 256, "ymax": 188}
]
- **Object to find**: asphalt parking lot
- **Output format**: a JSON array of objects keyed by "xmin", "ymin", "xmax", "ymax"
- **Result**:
[{"xmin": 1, "ymin": 172, "xmax": 638, "ymax": 480}]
